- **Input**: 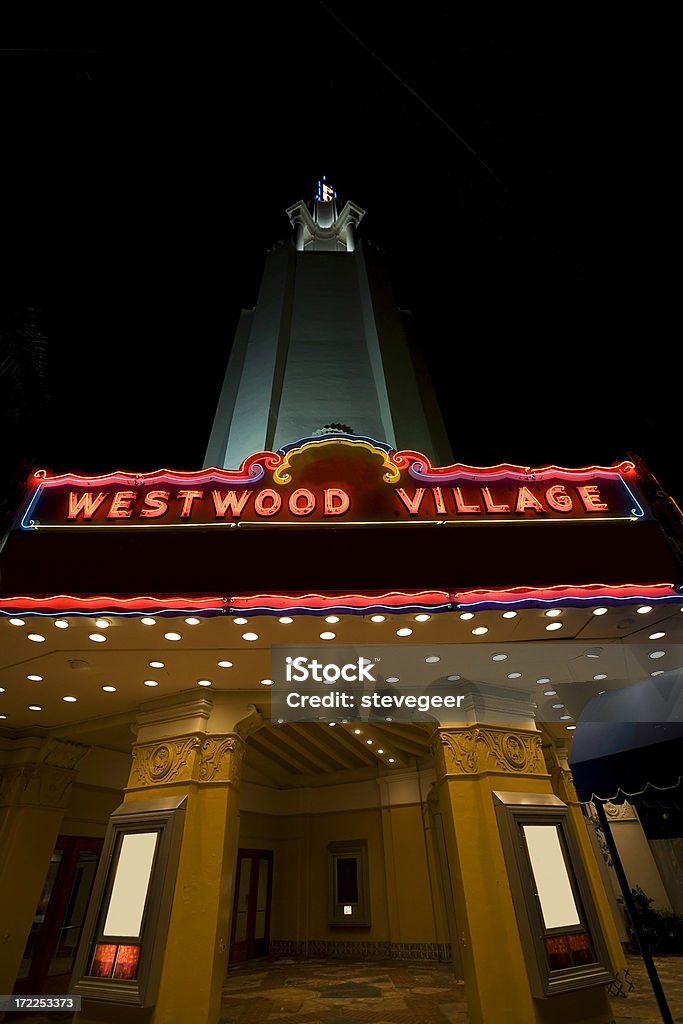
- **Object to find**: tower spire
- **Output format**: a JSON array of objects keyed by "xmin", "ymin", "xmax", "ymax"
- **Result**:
[{"xmin": 286, "ymin": 177, "xmax": 364, "ymax": 252}]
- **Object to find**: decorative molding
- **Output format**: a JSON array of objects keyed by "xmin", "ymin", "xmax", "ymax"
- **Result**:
[
  {"xmin": 128, "ymin": 733, "xmax": 246, "ymax": 788},
  {"xmin": 200, "ymin": 735, "xmax": 245, "ymax": 784},
  {"xmin": 42, "ymin": 739, "xmax": 90, "ymax": 771},
  {"xmin": 234, "ymin": 705, "xmax": 264, "ymax": 742},
  {"xmin": 129, "ymin": 735, "xmax": 201, "ymax": 788},
  {"xmin": 434, "ymin": 726, "xmax": 546, "ymax": 778},
  {"xmin": 604, "ymin": 801, "xmax": 637, "ymax": 821},
  {"xmin": 269, "ymin": 939, "xmax": 452, "ymax": 962},
  {"xmin": 0, "ymin": 764, "xmax": 76, "ymax": 809}
]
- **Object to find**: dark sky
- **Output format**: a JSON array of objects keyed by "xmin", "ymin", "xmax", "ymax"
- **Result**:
[{"xmin": 1, "ymin": 8, "xmax": 677, "ymax": 507}]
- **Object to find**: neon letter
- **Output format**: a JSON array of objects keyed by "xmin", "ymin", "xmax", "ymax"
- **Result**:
[
  {"xmin": 515, "ymin": 487, "xmax": 544, "ymax": 513},
  {"xmin": 107, "ymin": 491, "xmax": 137, "ymax": 519},
  {"xmin": 324, "ymin": 488, "xmax": 350, "ymax": 515},
  {"xmin": 140, "ymin": 490, "xmax": 170, "ymax": 518},
  {"xmin": 432, "ymin": 487, "xmax": 447, "ymax": 514},
  {"xmin": 481, "ymin": 487, "xmax": 510, "ymax": 513},
  {"xmin": 67, "ymin": 491, "xmax": 107, "ymax": 520},
  {"xmin": 546, "ymin": 485, "xmax": 573, "ymax": 513},
  {"xmin": 395, "ymin": 488, "xmax": 425, "ymax": 514},
  {"xmin": 453, "ymin": 488, "xmax": 480, "ymax": 513},
  {"xmin": 212, "ymin": 490, "xmax": 251, "ymax": 518},
  {"xmin": 254, "ymin": 488, "xmax": 282, "ymax": 516},
  {"xmin": 577, "ymin": 485, "xmax": 608, "ymax": 511},
  {"xmin": 177, "ymin": 490, "xmax": 203, "ymax": 518},
  {"xmin": 289, "ymin": 488, "xmax": 316, "ymax": 516}
]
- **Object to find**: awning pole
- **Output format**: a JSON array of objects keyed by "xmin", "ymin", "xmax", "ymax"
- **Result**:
[{"xmin": 594, "ymin": 799, "xmax": 673, "ymax": 1024}]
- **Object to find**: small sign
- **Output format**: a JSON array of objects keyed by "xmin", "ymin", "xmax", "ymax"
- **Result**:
[{"xmin": 343, "ymin": 905, "xmax": 353, "ymax": 915}]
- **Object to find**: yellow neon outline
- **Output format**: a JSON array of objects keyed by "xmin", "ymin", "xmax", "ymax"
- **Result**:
[{"xmin": 273, "ymin": 437, "xmax": 400, "ymax": 484}]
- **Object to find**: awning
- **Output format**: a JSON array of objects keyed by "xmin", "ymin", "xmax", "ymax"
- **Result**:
[{"xmin": 569, "ymin": 669, "xmax": 683, "ymax": 807}]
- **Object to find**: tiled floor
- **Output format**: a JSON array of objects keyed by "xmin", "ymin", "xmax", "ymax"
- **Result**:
[
  {"xmin": 5, "ymin": 954, "xmax": 682, "ymax": 1022},
  {"xmin": 221, "ymin": 955, "xmax": 683, "ymax": 1024}
]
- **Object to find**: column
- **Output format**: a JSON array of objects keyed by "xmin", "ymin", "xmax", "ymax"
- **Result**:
[
  {"xmin": 0, "ymin": 736, "xmax": 89, "ymax": 994},
  {"xmin": 75, "ymin": 692, "xmax": 261, "ymax": 1024},
  {"xmin": 432, "ymin": 722, "xmax": 617, "ymax": 1024}
]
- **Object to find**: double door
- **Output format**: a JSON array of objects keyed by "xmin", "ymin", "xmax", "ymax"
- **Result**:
[{"xmin": 229, "ymin": 849, "xmax": 273, "ymax": 962}]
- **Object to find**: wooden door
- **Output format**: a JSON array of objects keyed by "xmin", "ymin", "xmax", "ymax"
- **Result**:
[{"xmin": 229, "ymin": 849, "xmax": 273, "ymax": 962}]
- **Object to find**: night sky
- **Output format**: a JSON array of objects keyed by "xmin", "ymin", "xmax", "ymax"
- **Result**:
[{"xmin": 1, "ymin": 8, "xmax": 677, "ymax": 516}]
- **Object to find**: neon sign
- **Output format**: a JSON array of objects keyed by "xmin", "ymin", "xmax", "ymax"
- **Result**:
[
  {"xmin": 316, "ymin": 176, "xmax": 336, "ymax": 203},
  {"xmin": 20, "ymin": 436, "xmax": 645, "ymax": 531}
]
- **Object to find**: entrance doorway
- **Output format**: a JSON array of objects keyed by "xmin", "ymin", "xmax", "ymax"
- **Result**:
[
  {"xmin": 14, "ymin": 835, "xmax": 103, "ymax": 994},
  {"xmin": 229, "ymin": 849, "xmax": 273, "ymax": 962}
]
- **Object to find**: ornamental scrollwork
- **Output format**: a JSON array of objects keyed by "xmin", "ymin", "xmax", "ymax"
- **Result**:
[
  {"xmin": 130, "ymin": 736, "xmax": 201, "ymax": 787},
  {"xmin": 199, "ymin": 735, "xmax": 245, "ymax": 783},
  {"xmin": 435, "ymin": 727, "xmax": 545, "ymax": 777}
]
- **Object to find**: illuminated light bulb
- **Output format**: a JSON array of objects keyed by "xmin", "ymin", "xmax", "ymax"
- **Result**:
[
  {"xmin": 242, "ymin": 632, "xmax": 259, "ymax": 641},
  {"xmin": 545, "ymin": 622, "xmax": 562, "ymax": 631},
  {"xmin": 63, "ymin": 696, "xmax": 77, "ymax": 703},
  {"xmin": 425, "ymin": 656, "xmax": 440, "ymax": 664},
  {"xmin": 366, "ymin": 739, "xmax": 373, "ymax": 745},
  {"xmin": 447, "ymin": 674, "xmax": 460, "ymax": 681},
  {"xmin": 184, "ymin": 617, "xmax": 200, "ymax": 625},
  {"xmin": 102, "ymin": 685, "xmax": 117, "ymax": 692},
  {"xmin": 386, "ymin": 676, "xmax": 399, "ymax": 682},
  {"xmin": 95, "ymin": 618, "xmax": 110, "ymax": 629},
  {"xmin": 545, "ymin": 609, "xmax": 562, "ymax": 618},
  {"xmin": 0, "ymin": 714, "xmax": 6, "ymax": 719},
  {"xmin": 651, "ymin": 670, "xmax": 665, "ymax": 676},
  {"xmin": 636, "ymin": 605, "xmax": 652, "ymax": 614},
  {"xmin": 325, "ymin": 615, "xmax": 340, "ymax": 623},
  {"xmin": 9, "ymin": 618, "xmax": 25, "ymax": 626},
  {"xmin": 88, "ymin": 633, "xmax": 107, "ymax": 643},
  {"xmin": 502, "ymin": 610, "xmax": 517, "ymax": 619},
  {"xmin": 0, "ymin": 687, "xmax": 4, "ymax": 693},
  {"xmin": 388, "ymin": 757, "xmax": 395, "ymax": 763},
  {"xmin": 320, "ymin": 631, "xmax": 336, "ymax": 640},
  {"xmin": 28, "ymin": 705, "xmax": 42, "ymax": 711},
  {"xmin": 28, "ymin": 633, "xmax": 46, "ymax": 642},
  {"xmin": 141, "ymin": 617, "xmax": 156, "ymax": 625},
  {"xmin": 598, "ymin": 690, "xmax": 606, "ymax": 695},
  {"xmin": 537, "ymin": 678, "xmax": 550, "ymax": 685},
  {"xmin": 414, "ymin": 614, "xmax": 431, "ymax": 622},
  {"xmin": 370, "ymin": 615, "xmax": 385, "ymax": 622},
  {"xmin": 144, "ymin": 680, "xmax": 159, "ymax": 687},
  {"xmin": 566, "ymin": 725, "xmax": 576, "ymax": 731},
  {"xmin": 649, "ymin": 632, "xmax": 666, "ymax": 640},
  {"xmin": 55, "ymin": 619, "xmax": 69, "ymax": 629},
  {"xmin": 377, "ymin": 748, "xmax": 384, "ymax": 754},
  {"xmin": 278, "ymin": 616, "xmax": 293, "ymax": 624},
  {"xmin": 472, "ymin": 627, "xmax": 488, "ymax": 636},
  {"xmin": 459, "ymin": 612, "xmax": 474, "ymax": 621},
  {"xmin": 592, "ymin": 607, "xmax": 608, "ymax": 616},
  {"xmin": 507, "ymin": 672, "xmax": 522, "ymax": 679},
  {"xmin": 396, "ymin": 628, "xmax": 412, "ymax": 637},
  {"xmin": 492, "ymin": 654, "xmax": 508, "ymax": 662},
  {"xmin": 27, "ymin": 674, "xmax": 43, "ymax": 681},
  {"xmin": 259, "ymin": 679, "xmax": 274, "ymax": 686},
  {"xmin": 552, "ymin": 703, "xmax": 564, "ymax": 709},
  {"xmin": 385, "ymin": 717, "xmax": 393, "ymax": 722},
  {"xmin": 234, "ymin": 617, "xmax": 248, "ymax": 625},
  {"xmin": 593, "ymin": 673, "xmax": 607, "ymax": 681},
  {"xmin": 544, "ymin": 690, "xmax": 557, "ymax": 696},
  {"xmin": 149, "ymin": 661, "xmax": 165, "ymax": 668},
  {"xmin": 197, "ymin": 679, "xmax": 212, "ymax": 687},
  {"xmin": 328, "ymin": 721, "xmax": 336, "ymax": 727},
  {"xmin": 560, "ymin": 715, "xmax": 572, "ymax": 720},
  {"xmin": 354, "ymin": 729, "xmax": 362, "ymax": 734},
  {"xmin": 650, "ymin": 650, "xmax": 666, "ymax": 659},
  {"xmin": 164, "ymin": 632, "xmax": 182, "ymax": 641},
  {"xmin": 218, "ymin": 660, "xmax": 233, "ymax": 668}
]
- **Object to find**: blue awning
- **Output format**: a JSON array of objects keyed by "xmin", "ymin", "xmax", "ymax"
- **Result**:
[{"xmin": 569, "ymin": 669, "xmax": 683, "ymax": 807}]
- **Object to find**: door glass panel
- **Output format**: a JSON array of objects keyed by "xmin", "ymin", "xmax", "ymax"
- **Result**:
[
  {"xmin": 17, "ymin": 852, "xmax": 63, "ymax": 979},
  {"xmin": 521, "ymin": 825, "xmax": 580, "ymax": 929},
  {"xmin": 234, "ymin": 859, "xmax": 251, "ymax": 943},
  {"xmin": 254, "ymin": 858, "xmax": 269, "ymax": 940},
  {"xmin": 48, "ymin": 852, "xmax": 99, "ymax": 977}
]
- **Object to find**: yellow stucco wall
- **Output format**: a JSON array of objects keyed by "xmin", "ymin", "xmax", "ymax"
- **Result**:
[{"xmin": 238, "ymin": 801, "xmax": 445, "ymax": 946}]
